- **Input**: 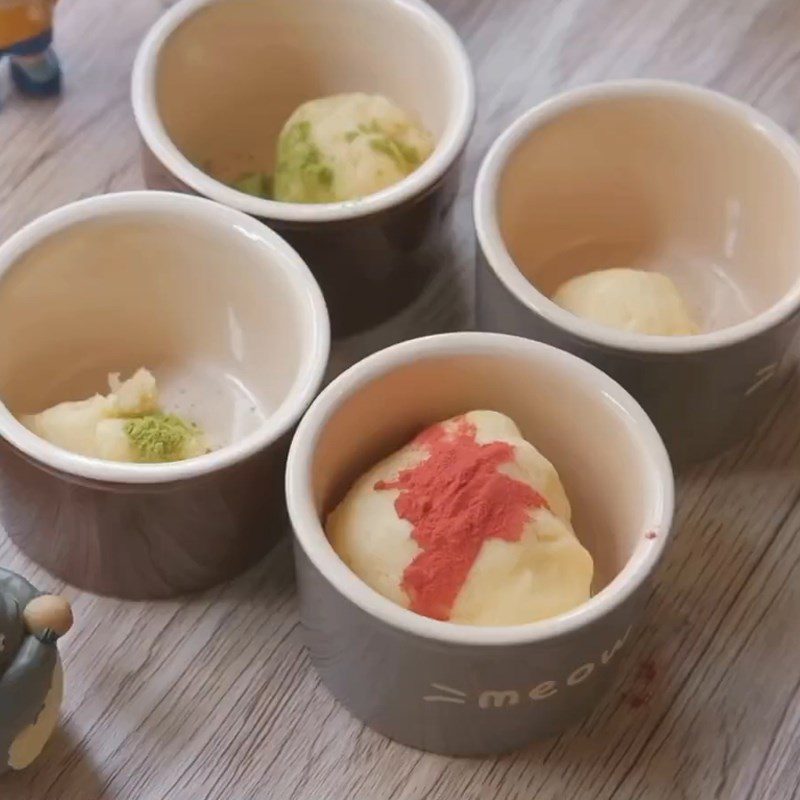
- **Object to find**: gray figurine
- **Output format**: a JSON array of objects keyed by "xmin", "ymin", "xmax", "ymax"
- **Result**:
[{"xmin": 0, "ymin": 568, "xmax": 73, "ymax": 774}]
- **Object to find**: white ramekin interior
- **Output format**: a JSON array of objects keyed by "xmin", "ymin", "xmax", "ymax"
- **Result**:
[
  {"xmin": 286, "ymin": 332, "xmax": 674, "ymax": 646},
  {"xmin": 0, "ymin": 192, "xmax": 330, "ymax": 484},
  {"xmin": 132, "ymin": 0, "xmax": 475, "ymax": 223},
  {"xmin": 475, "ymin": 80, "xmax": 800, "ymax": 354}
]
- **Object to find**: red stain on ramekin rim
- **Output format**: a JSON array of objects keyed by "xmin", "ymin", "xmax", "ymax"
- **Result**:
[{"xmin": 645, "ymin": 530, "xmax": 658, "ymax": 540}]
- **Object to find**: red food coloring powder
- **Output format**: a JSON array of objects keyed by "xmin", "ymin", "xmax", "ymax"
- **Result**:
[{"xmin": 374, "ymin": 417, "xmax": 548, "ymax": 621}]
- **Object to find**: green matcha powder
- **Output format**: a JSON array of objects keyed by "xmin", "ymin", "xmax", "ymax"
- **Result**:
[
  {"xmin": 124, "ymin": 413, "xmax": 200, "ymax": 463},
  {"xmin": 273, "ymin": 120, "xmax": 336, "ymax": 203}
]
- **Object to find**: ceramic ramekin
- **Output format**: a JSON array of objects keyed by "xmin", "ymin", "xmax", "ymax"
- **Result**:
[
  {"xmin": 475, "ymin": 80, "xmax": 800, "ymax": 464},
  {"xmin": 132, "ymin": 0, "xmax": 475, "ymax": 337},
  {"xmin": 286, "ymin": 332, "xmax": 673, "ymax": 755},
  {"xmin": 0, "ymin": 191, "xmax": 329, "ymax": 599}
]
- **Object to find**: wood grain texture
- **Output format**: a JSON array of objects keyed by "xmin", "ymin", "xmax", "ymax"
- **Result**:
[{"xmin": 2, "ymin": 0, "xmax": 800, "ymax": 797}]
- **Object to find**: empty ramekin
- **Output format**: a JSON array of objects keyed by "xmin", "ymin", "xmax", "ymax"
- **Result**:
[
  {"xmin": 286, "ymin": 332, "xmax": 673, "ymax": 755},
  {"xmin": 0, "ymin": 191, "xmax": 329, "ymax": 599},
  {"xmin": 475, "ymin": 80, "xmax": 800, "ymax": 464},
  {"xmin": 132, "ymin": 0, "xmax": 475, "ymax": 337}
]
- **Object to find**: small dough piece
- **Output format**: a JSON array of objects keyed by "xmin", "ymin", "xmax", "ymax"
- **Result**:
[
  {"xmin": 108, "ymin": 369, "xmax": 158, "ymax": 416},
  {"xmin": 273, "ymin": 93, "xmax": 434, "ymax": 203},
  {"xmin": 22, "ymin": 393, "xmax": 117, "ymax": 459},
  {"xmin": 21, "ymin": 369, "xmax": 207, "ymax": 463},
  {"xmin": 552, "ymin": 268, "xmax": 698, "ymax": 336},
  {"xmin": 327, "ymin": 411, "xmax": 593, "ymax": 626},
  {"xmin": 95, "ymin": 418, "xmax": 139, "ymax": 462}
]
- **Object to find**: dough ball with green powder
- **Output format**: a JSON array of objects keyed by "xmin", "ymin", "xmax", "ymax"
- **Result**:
[
  {"xmin": 97, "ymin": 414, "xmax": 208, "ymax": 463},
  {"xmin": 273, "ymin": 93, "xmax": 435, "ymax": 203},
  {"xmin": 20, "ymin": 368, "xmax": 209, "ymax": 464}
]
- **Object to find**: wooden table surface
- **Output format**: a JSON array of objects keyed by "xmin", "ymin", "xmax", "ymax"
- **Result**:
[{"xmin": 2, "ymin": 0, "xmax": 800, "ymax": 798}]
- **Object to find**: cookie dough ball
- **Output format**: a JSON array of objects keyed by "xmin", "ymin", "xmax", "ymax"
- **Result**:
[
  {"xmin": 274, "ymin": 93, "xmax": 434, "ymax": 203},
  {"xmin": 327, "ymin": 411, "xmax": 593, "ymax": 626},
  {"xmin": 552, "ymin": 268, "xmax": 698, "ymax": 336}
]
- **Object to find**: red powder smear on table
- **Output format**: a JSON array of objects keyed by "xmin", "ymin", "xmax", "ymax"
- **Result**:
[
  {"xmin": 374, "ymin": 417, "xmax": 548, "ymax": 621},
  {"xmin": 638, "ymin": 658, "xmax": 657, "ymax": 682},
  {"xmin": 626, "ymin": 658, "xmax": 658, "ymax": 708}
]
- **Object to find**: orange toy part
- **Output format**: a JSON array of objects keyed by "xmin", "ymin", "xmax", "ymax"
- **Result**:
[{"xmin": 0, "ymin": 1, "xmax": 56, "ymax": 51}]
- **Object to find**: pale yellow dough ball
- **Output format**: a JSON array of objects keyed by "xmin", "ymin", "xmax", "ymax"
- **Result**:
[{"xmin": 552, "ymin": 268, "xmax": 698, "ymax": 336}]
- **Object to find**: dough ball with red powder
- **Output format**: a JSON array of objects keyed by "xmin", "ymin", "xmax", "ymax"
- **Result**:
[{"xmin": 326, "ymin": 411, "xmax": 593, "ymax": 626}]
